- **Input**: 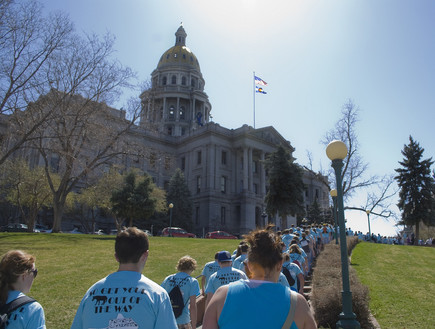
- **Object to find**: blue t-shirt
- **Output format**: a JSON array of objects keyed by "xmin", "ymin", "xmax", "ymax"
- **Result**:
[
  {"xmin": 201, "ymin": 260, "xmax": 220, "ymax": 285},
  {"xmin": 205, "ymin": 267, "xmax": 247, "ymax": 294},
  {"xmin": 218, "ymin": 280, "xmax": 298, "ymax": 329},
  {"xmin": 232, "ymin": 254, "xmax": 246, "ymax": 271},
  {"xmin": 161, "ymin": 272, "xmax": 200, "ymax": 325},
  {"xmin": 283, "ymin": 262, "xmax": 303, "ymax": 292},
  {"xmin": 277, "ymin": 273, "xmax": 290, "ymax": 288},
  {"xmin": 5, "ymin": 291, "xmax": 45, "ymax": 329},
  {"xmin": 71, "ymin": 271, "xmax": 177, "ymax": 329}
]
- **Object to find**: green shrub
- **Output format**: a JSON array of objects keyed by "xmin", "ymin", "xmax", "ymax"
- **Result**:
[{"xmin": 311, "ymin": 238, "xmax": 372, "ymax": 329}]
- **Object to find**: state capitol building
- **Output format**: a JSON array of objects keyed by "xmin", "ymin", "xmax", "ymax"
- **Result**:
[{"xmin": 0, "ymin": 25, "xmax": 330, "ymax": 236}]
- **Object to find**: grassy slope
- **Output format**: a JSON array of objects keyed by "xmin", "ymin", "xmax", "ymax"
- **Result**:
[
  {"xmin": 352, "ymin": 242, "xmax": 435, "ymax": 329},
  {"xmin": 0, "ymin": 233, "xmax": 240, "ymax": 328}
]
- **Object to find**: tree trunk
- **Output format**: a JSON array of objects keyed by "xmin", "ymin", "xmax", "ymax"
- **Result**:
[
  {"xmin": 415, "ymin": 221, "xmax": 420, "ymax": 245},
  {"xmin": 52, "ymin": 200, "xmax": 65, "ymax": 233}
]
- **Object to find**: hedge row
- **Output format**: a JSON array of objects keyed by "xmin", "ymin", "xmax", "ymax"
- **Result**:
[{"xmin": 311, "ymin": 237, "xmax": 373, "ymax": 329}]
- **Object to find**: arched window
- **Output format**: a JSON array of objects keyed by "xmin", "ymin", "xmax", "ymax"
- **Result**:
[
  {"xmin": 191, "ymin": 78, "xmax": 196, "ymax": 88},
  {"xmin": 162, "ymin": 76, "xmax": 167, "ymax": 85},
  {"xmin": 179, "ymin": 106, "xmax": 185, "ymax": 120},
  {"xmin": 168, "ymin": 106, "xmax": 175, "ymax": 121},
  {"xmin": 181, "ymin": 76, "xmax": 186, "ymax": 85},
  {"xmin": 171, "ymin": 75, "xmax": 176, "ymax": 84}
]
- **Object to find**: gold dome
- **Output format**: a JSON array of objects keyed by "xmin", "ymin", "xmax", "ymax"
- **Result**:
[
  {"xmin": 157, "ymin": 25, "xmax": 201, "ymax": 71},
  {"xmin": 157, "ymin": 45, "xmax": 200, "ymax": 71}
]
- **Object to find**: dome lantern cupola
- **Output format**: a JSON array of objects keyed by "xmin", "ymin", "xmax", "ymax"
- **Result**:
[{"xmin": 175, "ymin": 25, "xmax": 187, "ymax": 46}]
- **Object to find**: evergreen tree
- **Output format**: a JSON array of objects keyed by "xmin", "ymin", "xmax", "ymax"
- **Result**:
[
  {"xmin": 395, "ymin": 136, "xmax": 435, "ymax": 244},
  {"xmin": 307, "ymin": 200, "xmax": 322, "ymax": 224},
  {"xmin": 264, "ymin": 146, "xmax": 305, "ymax": 229},
  {"xmin": 111, "ymin": 172, "xmax": 156, "ymax": 227},
  {"xmin": 166, "ymin": 169, "xmax": 193, "ymax": 231}
]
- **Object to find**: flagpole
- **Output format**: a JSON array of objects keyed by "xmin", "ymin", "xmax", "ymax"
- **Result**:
[{"xmin": 253, "ymin": 71, "xmax": 256, "ymax": 129}]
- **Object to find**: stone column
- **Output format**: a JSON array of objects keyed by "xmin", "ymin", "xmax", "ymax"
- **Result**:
[{"xmin": 243, "ymin": 147, "xmax": 248, "ymax": 191}]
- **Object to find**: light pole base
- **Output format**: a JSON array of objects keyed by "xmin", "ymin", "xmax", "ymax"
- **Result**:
[{"xmin": 336, "ymin": 313, "xmax": 361, "ymax": 329}]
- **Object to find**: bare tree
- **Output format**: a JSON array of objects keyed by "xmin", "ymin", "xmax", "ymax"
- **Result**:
[
  {"xmin": 0, "ymin": 0, "xmax": 73, "ymax": 165},
  {"xmin": 322, "ymin": 100, "xmax": 377, "ymax": 200},
  {"xmin": 344, "ymin": 175, "xmax": 398, "ymax": 234},
  {"xmin": 17, "ymin": 31, "xmax": 138, "ymax": 232}
]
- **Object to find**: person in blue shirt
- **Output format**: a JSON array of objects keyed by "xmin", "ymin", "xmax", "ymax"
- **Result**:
[
  {"xmin": 203, "ymin": 224, "xmax": 316, "ymax": 329},
  {"xmin": 205, "ymin": 251, "xmax": 247, "ymax": 307},
  {"xmin": 162, "ymin": 256, "xmax": 200, "ymax": 329},
  {"xmin": 0, "ymin": 250, "xmax": 45, "ymax": 329},
  {"xmin": 200, "ymin": 253, "xmax": 220, "ymax": 294},
  {"xmin": 71, "ymin": 227, "xmax": 177, "ymax": 329}
]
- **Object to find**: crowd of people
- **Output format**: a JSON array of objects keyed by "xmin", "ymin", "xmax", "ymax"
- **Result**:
[{"xmin": 2, "ymin": 223, "xmax": 429, "ymax": 329}]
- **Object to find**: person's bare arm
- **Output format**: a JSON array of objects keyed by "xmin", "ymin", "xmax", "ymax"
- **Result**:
[
  {"xmin": 202, "ymin": 285, "xmax": 228, "ymax": 329},
  {"xmin": 298, "ymin": 273, "xmax": 305, "ymax": 294},
  {"xmin": 189, "ymin": 295, "xmax": 197, "ymax": 329},
  {"xmin": 294, "ymin": 293, "xmax": 317, "ymax": 329}
]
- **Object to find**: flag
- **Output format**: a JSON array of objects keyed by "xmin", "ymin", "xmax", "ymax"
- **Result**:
[
  {"xmin": 256, "ymin": 86, "xmax": 267, "ymax": 94},
  {"xmin": 254, "ymin": 75, "xmax": 268, "ymax": 86}
]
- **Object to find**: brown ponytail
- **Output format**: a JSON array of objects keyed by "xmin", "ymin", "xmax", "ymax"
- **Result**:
[
  {"xmin": 0, "ymin": 250, "xmax": 35, "ymax": 304},
  {"xmin": 244, "ymin": 224, "xmax": 283, "ymax": 270}
]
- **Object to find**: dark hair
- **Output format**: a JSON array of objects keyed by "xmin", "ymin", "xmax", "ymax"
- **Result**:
[
  {"xmin": 115, "ymin": 227, "xmax": 149, "ymax": 264},
  {"xmin": 0, "ymin": 250, "xmax": 35, "ymax": 304},
  {"xmin": 289, "ymin": 244, "xmax": 301, "ymax": 255},
  {"xmin": 244, "ymin": 224, "xmax": 283, "ymax": 270}
]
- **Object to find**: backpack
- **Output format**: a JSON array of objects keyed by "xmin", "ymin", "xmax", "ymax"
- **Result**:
[
  {"xmin": 282, "ymin": 267, "xmax": 295, "ymax": 287},
  {"xmin": 0, "ymin": 296, "xmax": 35, "ymax": 329},
  {"xmin": 168, "ymin": 277, "xmax": 189, "ymax": 318}
]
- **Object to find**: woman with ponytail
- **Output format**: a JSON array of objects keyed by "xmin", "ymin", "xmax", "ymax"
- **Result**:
[
  {"xmin": 0, "ymin": 250, "xmax": 45, "ymax": 328},
  {"xmin": 203, "ymin": 225, "xmax": 316, "ymax": 329}
]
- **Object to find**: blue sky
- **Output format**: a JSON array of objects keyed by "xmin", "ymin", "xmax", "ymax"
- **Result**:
[{"xmin": 40, "ymin": 0, "xmax": 435, "ymax": 236}]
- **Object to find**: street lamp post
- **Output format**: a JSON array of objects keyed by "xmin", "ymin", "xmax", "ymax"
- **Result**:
[
  {"xmin": 261, "ymin": 212, "xmax": 267, "ymax": 227},
  {"xmin": 326, "ymin": 140, "xmax": 360, "ymax": 329},
  {"xmin": 330, "ymin": 189, "xmax": 339, "ymax": 245},
  {"xmin": 366, "ymin": 210, "xmax": 371, "ymax": 240},
  {"xmin": 168, "ymin": 203, "xmax": 174, "ymax": 237}
]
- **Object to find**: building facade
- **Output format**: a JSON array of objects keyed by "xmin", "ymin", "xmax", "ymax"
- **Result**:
[{"xmin": 0, "ymin": 25, "xmax": 330, "ymax": 235}]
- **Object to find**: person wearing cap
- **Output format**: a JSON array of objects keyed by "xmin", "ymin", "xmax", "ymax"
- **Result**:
[
  {"xmin": 200, "ymin": 252, "xmax": 220, "ymax": 295},
  {"xmin": 204, "ymin": 251, "xmax": 247, "ymax": 308},
  {"xmin": 232, "ymin": 244, "xmax": 248, "ymax": 272}
]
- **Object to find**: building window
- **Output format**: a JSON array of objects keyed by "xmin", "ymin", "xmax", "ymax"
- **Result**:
[
  {"xmin": 168, "ymin": 106, "xmax": 175, "ymax": 120},
  {"xmin": 150, "ymin": 152, "xmax": 156, "ymax": 168},
  {"xmin": 171, "ymin": 75, "xmax": 176, "ymax": 84},
  {"xmin": 221, "ymin": 151, "xmax": 227, "ymax": 165},
  {"xmin": 221, "ymin": 176, "xmax": 227, "ymax": 193},
  {"xmin": 50, "ymin": 154, "xmax": 60, "ymax": 173},
  {"xmin": 181, "ymin": 127, "xmax": 186, "ymax": 135},
  {"xmin": 165, "ymin": 157, "xmax": 171, "ymax": 170},
  {"xmin": 254, "ymin": 183, "xmax": 258, "ymax": 194},
  {"xmin": 167, "ymin": 126, "xmax": 173, "ymax": 135},
  {"xmin": 221, "ymin": 207, "xmax": 226, "ymax": 225},
  {"xmin": 179, "ymin": 106, "xmax": 185, "ymax": 120},
  {"xmin": 196, "ymin": 206, "xmax": 200, "ymax": 224},
  {"xmin": 240, "ymin": 180, "xmax": 243, "ymax": 193},
  {"xmin": 182, "ymin": 76, "xmax": 186, "ymax": 85},
  {"xmin": 197, "ymin": 150, "xmax": 202, "ymax": 165},
  {"xmin": 315, "ymin": 189, "xmax": 319, "ymax": 200},
  {"xmin": 253, "ymin": 160, "xmax": 258, "ymax": 173},
  {"xmin": 196, "ymin": 176, "xmax": 201, "ymax": 194},
  {"xmin": 191, "ymin": 78, "xmax": 196, "ymax": 88},
  {"xmin": 305, "ymin": 190, "xmax": 309, "ymax": 197},
  {"xmin": 181, "ymin": 157, "xmax": 185, "ymax": 170},
  {"xmin": 162, "ymin": 76, "xmax": 167, "ymax": 85}
]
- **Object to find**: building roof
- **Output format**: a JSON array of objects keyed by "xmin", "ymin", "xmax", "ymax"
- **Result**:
[{"xmin": 157, "ymin": 25, "xmax": 201, "ymax": 71}]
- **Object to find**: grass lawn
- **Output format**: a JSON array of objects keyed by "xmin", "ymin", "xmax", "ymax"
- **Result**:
[
  {"xmin": 352, "ymin": 242, "xmax": 435, "ymax": 329},
  {"xmin": 0, "ymin": 233, "xmax": 240, "ymax": 328}
]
